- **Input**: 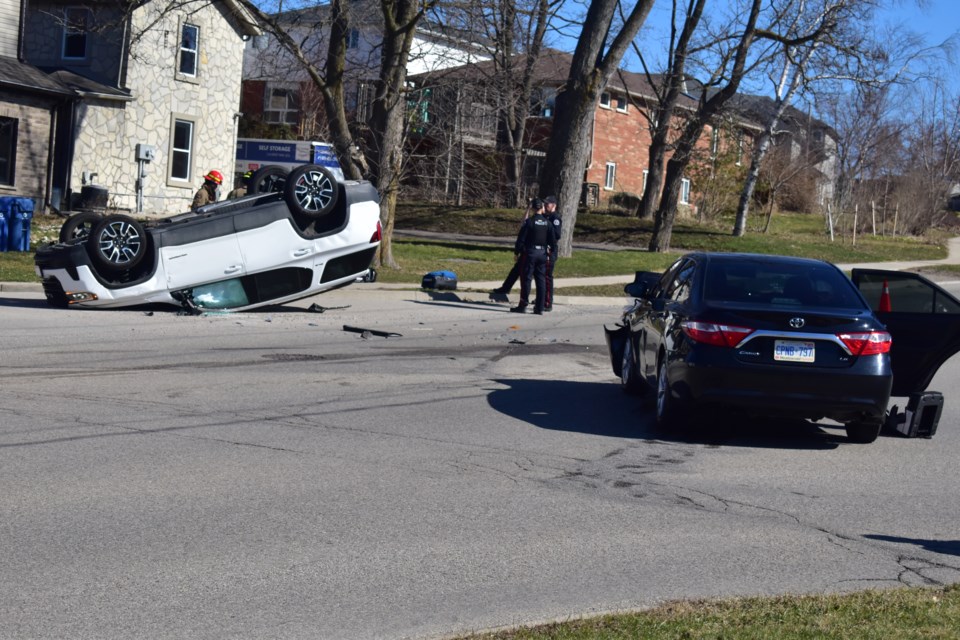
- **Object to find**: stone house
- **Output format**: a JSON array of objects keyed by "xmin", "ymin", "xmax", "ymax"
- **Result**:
[
  {"xmin": 18, "ymin": 0, "xmax": 258, "ymax": 215},
  {"xmin": 407, "ymin": 49, "xmax": 759, "ymax": 209}
]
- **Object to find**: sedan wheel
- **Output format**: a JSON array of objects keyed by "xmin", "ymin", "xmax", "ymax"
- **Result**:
[
  {"xmin": 620, "ymin": 338, "xmax": 645, "ymax": 395},
  {"xmin": 656, "ymin": 358, "xmax": 686, "ymax": 427},
  {"xmin": 845, "ymin": 420, "xmax": 882, "ymax": 444}
]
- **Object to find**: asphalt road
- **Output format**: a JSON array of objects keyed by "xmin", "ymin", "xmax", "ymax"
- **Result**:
[{"xmin": 2, "ymin": 287, "xmax": 959, "ymax": 640}]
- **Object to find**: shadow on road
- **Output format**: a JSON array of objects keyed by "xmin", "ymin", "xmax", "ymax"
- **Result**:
[
  {"xmin": 0, "ymin": 296, "xmax": 50, "ymax": 309},
  {"xmin": 864, "ymin": 534, "xmax": 960, "ymax": 558},
  {"xmin": 488, "ymin": 378, "xmax": 843, "ymax": 450}
]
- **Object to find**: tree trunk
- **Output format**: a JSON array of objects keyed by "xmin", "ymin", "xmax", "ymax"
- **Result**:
[
  {"xmin": 732, "ymin": 128, "xmax": 773, "ymax": 236},
  {"xmin": 649, "ymin": 156, "xmax": 686, "ymax": 251},
  {"xmin": 323, "ymin": 0, "xmax": 362, "ymax": 181},
  {"xmin": 540, "ymin": 86, "xmax": 605, "ymax": 256},
  {"xmin": 639, "ymin": 125, "xmax": 668, "ymax": 220}
]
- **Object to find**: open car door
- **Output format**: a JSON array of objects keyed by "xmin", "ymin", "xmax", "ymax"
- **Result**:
[{"xmin": 851, "ymin": 269, "xmax": 960, "ymax": 396}]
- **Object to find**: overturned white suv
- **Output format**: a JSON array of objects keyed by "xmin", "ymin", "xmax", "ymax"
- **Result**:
[{"xmin": 35, "ymin": 164, "xmax": 381, "ymax": 311}]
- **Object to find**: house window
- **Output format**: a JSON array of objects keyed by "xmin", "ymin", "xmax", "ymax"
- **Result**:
[
  {"xmin": 0, "ymin": 117, "xmax": 17, "ymax": 186},
  {"xmin": 642, "ymin": 169, "xmax": 649, "ymax": 196},
  {"xmin": 179, "ymin": 24, "xmax": 199, "ymax": 77},
  {"xmin": 348, "ymin": 28, "xmax": 360, "ymax": 49},
  {"xmin": 599, "ymin": 92, "xmax": 610, "ymax": 109},
  {"xmin": 170, "ymin": 118, "xmax": 194, "ymax": 181},
  {"xmin": 532, "ymin": 87, "xmax": 557, "ymax": 118},
  {"xmin": 604, "ymin": 162, "xmax": 616, "ymax": 190},
  {"xmin": 264, "ymin": 85, "xmax": 300, "ymax": 124},
  {"xmin": 615, "ymin": 95, "xmax": 628, "ymax": 113},
  {"xmin": 680, "ymin": 178, "xmax": 691, "ymax": 204},
  {"xmin": 62, "ymin": 7, "xmax": 90, "ymax": 60}
]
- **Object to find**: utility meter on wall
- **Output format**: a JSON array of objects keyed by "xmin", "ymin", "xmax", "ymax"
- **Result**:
[{"xmin": 135, "ymin": 144, "xmax": 156, "ymax": 162}]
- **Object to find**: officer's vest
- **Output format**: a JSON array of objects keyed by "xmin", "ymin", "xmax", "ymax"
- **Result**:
[{"xmin": 528, "ymin": 214, "xmax": 549, "ymax": 247}]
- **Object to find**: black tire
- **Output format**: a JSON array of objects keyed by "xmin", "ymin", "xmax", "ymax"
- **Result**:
[
  {"xmin": 620, "ymin": 336, "xmax": 645, "ymax": 395},
  {"xmin": 249, "ymin": 165, "xmax": 289, "ymax": 194},
  {"xmin": 846, "ymin": 420, "xmax": 882, "ymax": 444},
  {"xmin": 87, "ymin": 215, "xmax": 147, "ymax": 272},
  {"xmin": 284, "ymin": 164, "xmax": 339, "ymax": 219},
  {"xmin": 59, "ymin": 211, "xmax": 103, "ymax": 243},
  {"xmin": 655, "ymin": 357, "xmax": 686, "ymax": 428}
]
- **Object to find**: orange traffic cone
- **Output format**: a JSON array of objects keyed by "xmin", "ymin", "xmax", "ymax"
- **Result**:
[{"xmin": 879, "ymin": 279, "xmax": 891, "ymax": 312}]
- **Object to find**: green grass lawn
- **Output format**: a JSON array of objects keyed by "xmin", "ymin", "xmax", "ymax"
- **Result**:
[{"xmin": 455, "ymin": 586, "xmax": 960, "ymax": 639}]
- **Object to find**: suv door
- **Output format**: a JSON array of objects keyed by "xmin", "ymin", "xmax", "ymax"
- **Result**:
[{"xmin": 851, "ymin": 268, "xmax": 960, "ymax": 396}]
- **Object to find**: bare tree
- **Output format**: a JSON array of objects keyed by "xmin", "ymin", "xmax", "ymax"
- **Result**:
[
  {"xmin": 731, "ymin": 0, "xmax": 875, "ymax": 237},
  {"xmin": 490, "ymin": 0, "xmax": 557, "ymax": 207},
  {"xmin": 364, "ymin": 0, "xmax": 440, "ymax": 268},
  {"xmin": 538, "ymin": 0, "xmax": 656, "ymax": 257},
  {"xmin": 647, "ymin": 0, "xmax": 768, "ymax": 252},
  {"xmin": 646, "ymin": 0, "xmax": 847, "ymax": 251}
]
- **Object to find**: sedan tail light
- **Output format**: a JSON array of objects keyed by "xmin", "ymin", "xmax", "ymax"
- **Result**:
[
  {"xmin": 681, "ymin": 321, "xmax": 754, "ymax": 347},
  {"xmin": 370, "ymin": 220, "xmax": 382, "ymax": 243},
  {"xmin": 837, "ymin": 331, "xmax": 892, "ymax": 355}
]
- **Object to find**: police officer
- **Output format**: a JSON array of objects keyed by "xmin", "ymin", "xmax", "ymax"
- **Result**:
[
  {"xmin": 491, "ymin": 199, "xmax": 534, "ymax": 296},
  {"xmin": 511, "ymin": 198, "xmax": 557, "ymax": 314},
  {"xmin": 542, "ymin": 195, "xmax": 561, "ymax": 311}
]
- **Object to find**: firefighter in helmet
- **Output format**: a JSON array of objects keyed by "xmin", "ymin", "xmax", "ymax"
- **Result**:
[{"xmin": 192, "ymin": 170, "xmax": 223, "ymax": 210}]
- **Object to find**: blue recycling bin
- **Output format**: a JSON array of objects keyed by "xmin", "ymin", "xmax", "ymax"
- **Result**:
[
  {"xmin": 0, "ymin": 196, "xmax": 13, "ymax": 252},
  {"xmin": 7, "ymin": 197, "xmax": 34, "ymax": 251}
]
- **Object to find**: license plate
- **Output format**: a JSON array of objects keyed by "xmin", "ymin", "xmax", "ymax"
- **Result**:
[{"xmin": 774, "ymin": 340, "xmax": 815, "ymax": 363}]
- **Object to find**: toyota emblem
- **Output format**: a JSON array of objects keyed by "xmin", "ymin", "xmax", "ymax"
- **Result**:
[{"xmin": 789, "ymin": 317, "xmax": 805, "ymax": 329}]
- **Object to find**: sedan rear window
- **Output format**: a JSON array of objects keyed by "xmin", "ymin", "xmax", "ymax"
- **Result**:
[{"xmin": 703, "ymin": 261, "xmax": 865, "ymax": 309}]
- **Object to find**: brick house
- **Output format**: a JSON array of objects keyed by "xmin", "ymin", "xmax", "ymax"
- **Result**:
[
  {"xmin": 408, "ymin": 49, "xmax": 759, "ymax": 210},
  {"xmin": 14, "ymin": 0, "xmax": 259, "ymax": 215}
]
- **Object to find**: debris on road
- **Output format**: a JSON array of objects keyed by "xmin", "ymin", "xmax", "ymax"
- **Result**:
[{"xmin": 343, "ymin": 325, "xmax": 402, "ymax": 338}]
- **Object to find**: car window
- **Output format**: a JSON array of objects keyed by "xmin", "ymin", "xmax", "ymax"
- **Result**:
[
  {"xmin": 668, "ymin": 260, "xmax": 696, "ymax": 303},
  {"xmin": 651, "ymin": 258, "xmax": 685, "ymax": 299},
  {"xmin": 704, "ymin": 260, "xmax": 864, "ymax": 308},
  {"xmin": 857, "ymin": 271, "xmax": 960, "ymax": 314}
]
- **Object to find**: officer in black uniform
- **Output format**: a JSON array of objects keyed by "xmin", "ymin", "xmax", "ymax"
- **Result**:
[
  {"xmin": 511, "ymin": 198, "xmax": 558, "ymax": 314},
  {"xmin": 542, "ymin": 195, "xmax": 561, "ymax": 311}
]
